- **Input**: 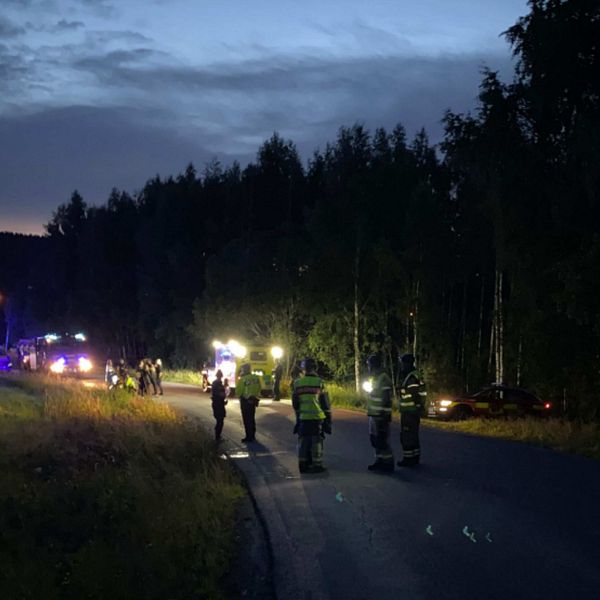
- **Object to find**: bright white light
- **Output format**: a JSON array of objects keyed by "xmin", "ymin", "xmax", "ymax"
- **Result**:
[
  {"xmin": 271, "ymin": 346, "xmax": 283, "ymax": 359},
  {"xmin": 252, "ymin": 370, "xmax": 264, "ymax": 376},
  {"xmin": 50, "ymin": 358, "xmax": 65, "ymax": 373},
  {"xmin": 440, "ymin": 399, "xmax": 453, "ymax": 407},
  {"xmin": 362, "ymin": 380, "xmax": 373, "ymax": 393},
  {"xmin": 212, "ymin": 340, "xmax": 223, "ymax": 349},
  {"xmin": 78, "ymin": 357, "xmax": 93, "ymax": 372},
  {"xmin": 74, "ymin": 333, "xmax": 86, "ymax": 341},
  {"xmin": 228, "ymin": 340, "xmax": 247, "ymax": 358}
]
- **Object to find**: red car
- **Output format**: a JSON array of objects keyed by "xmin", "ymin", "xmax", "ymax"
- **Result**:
[{"xmin": 428, "ymin": 385, "xmax": 552, "ymax": 420}]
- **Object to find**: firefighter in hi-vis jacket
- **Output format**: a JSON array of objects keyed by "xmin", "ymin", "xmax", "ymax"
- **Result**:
[
  {"xmin": 398, "ymin": 353, "xmax": 427, "ymax": 467},
  {"xmin": 366, "ymin": 354, "xmax": 394, "ymax": 472},
  {"xmin": 292, "ymin": 358, "xmax": 332, "ymax": 473}
]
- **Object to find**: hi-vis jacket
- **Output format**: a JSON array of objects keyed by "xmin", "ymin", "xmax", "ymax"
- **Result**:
[
  {"xmin": 399, "ymin": 370, "xmax": 427, "ymax": 413},
  {"xmin": 292, "ymin": 374, "xmax": 331, "ymax": 421},
  {"xmin": 238, "ymin": 373, "xmax": 261, "ymax": 399},
  {"xmin": 367, "ymin": 371, "xmax": 393, "ymax": 418}
]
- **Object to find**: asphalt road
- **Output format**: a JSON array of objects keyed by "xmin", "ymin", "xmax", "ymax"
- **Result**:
[{"xmin": 161, "ymin": 382, "xmax": 600, "ymax": 600}]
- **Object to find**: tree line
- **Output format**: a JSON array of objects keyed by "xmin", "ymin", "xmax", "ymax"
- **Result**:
[{"xmin": 1, "ymin": 1, "xmax": 598, "ymax": 419}]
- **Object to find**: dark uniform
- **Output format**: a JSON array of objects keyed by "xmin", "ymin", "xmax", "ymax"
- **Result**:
[
  {"xmin": 237, "ymin": 363, "xmax": 261, "ymax": 442},
  {"xmin": 366, "ymin": 355, "xmax": 394, "ymax": 472},
  {"xmin": 211, "ymin": 369, "xmax": 228, "ymax": 440},
  {"xmin": 273, "ymin": 361, "xmax": 284, "ymax": 401},
  {"xmin": 398, "ymin": 354, "xmax": 427, "ymax": 467},
  {"xmin": 292, "ymin": 358, "xmax": 332, "ymax": 474}
]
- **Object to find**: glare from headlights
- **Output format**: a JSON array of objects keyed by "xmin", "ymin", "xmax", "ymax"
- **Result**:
[
  {"xmin": 362, "ymin": 380, "xmax": 373, "ymax": 393},
  {"xmin": 271, "ymin": 346, "xmax": 283, "ymax": 359},
  {"xmin": 50, "ymin": 358, "xmax": 65, "ymax": 374},
  {"xmin": 78, "ymin": 357, "xmax": 92, "ymax": 372},
  {"xmin": 440, "ymin": 399, "xmax": 453, "ymax": 407}
]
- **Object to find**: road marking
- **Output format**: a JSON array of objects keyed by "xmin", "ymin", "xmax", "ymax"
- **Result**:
[
  {"xmin": 335, "ymin": 492, "xmax": 344, "ymax": 502},
  {"xmin": 486, "ymin": 532, "xmax": 493, "ymax": 543},
  {"xmin": 426, "ymin": 525, "xmax": 434, "ymax": 536}
]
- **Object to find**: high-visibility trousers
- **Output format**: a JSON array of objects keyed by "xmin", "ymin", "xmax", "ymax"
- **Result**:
[
  {"xmin": 298, "ymin": 419, "xmax": 324, "ymax": 467},
  {"xmin": 400, "ymin": 411, "xmax": 421, "ymax": 463},
  {"xmin": 369, "ymin": 416, "xmax": 394, "ymax": 465}
]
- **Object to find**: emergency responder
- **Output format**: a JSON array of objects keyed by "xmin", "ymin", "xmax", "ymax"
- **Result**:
[
  {"xmin": 366, "ymin": 354, "xmax": 394, "ymax": 472},
  {"xmin": 211, "ymin": 369, "xmax": 228, "ymax": 441},
  {"xmin": 237, "ymin": 363, "xmax": 261, "ymax": 442},
  {"xmin": 397, "ymin": 353, "xmax": 427, "ymax": 467},
  {"xmin": 292, "ymin": 357, "xmax": 332, "ymax": 474},
  {"xmin": 273, "ymin": 359, "xmax": 284, "ymax": 401}
]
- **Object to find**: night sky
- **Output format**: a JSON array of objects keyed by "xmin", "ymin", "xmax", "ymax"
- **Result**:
[{"xmin": 0, "ymin": 0, "xmax": 528, "ymax": 234}]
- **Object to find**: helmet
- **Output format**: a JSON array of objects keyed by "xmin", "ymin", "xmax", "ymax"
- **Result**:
[
  {"xmin": 366, "ymin": 354, "xmax": 381, "ymax": 371},
  {"xmin": 400, "ymin": 353, "xmax": 415, "ymax": 365},
  {"xmin": 300, "ymin": 357, "xmax": 317, "ymax": 373},
  {"xmin": 239, "ymin": 363, "xmax": 251, "ymax": 376},
  {"xmin": 216, "ymin": 369, "xmax": 223, "ymax": 378},
  {"xmin": 156, "ymin": 358, "xmax": 162, "ymax": 367}
]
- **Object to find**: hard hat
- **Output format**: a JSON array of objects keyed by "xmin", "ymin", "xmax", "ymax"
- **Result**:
[{"xmin": 300, "ymin": 357, "xmax": 317, "ymax": 372}]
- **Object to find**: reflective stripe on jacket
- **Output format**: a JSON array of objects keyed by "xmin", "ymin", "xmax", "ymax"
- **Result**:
[
  {"xmin": 367, "ymin": 371, "xmax": 393, "ymax": 417},
  {"xmin": 399, "ymin": 370, "xmax": 427, "ymax": 413},
  {"xmin": 292, "ymin": 375, "xmax": 328, "ymax": 420},
  {"xmin": 238, "ymin": 373, "xmax": 261, "ymax": 398}
]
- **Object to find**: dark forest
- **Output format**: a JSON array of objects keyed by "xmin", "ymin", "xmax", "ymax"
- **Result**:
[{"xmin": 2, "ymin": 0, "xmax": 599, "ymax": 419}]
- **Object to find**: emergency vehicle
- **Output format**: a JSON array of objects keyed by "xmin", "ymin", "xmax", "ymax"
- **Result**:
[
  {"xmin": 17, "ymin": 333, "xmax": 93, "ymax": 376},
  {"xmin": 428, "ymin": 384, "xmax": 552, "ymax": 420},
  {"xmin": 201, "ymin": 339, "xmax": 283, "ymax": 397}
]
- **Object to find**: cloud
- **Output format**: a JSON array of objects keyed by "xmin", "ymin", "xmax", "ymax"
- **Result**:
[
  {"xmin": 0, "ymin": 105, "xmax": 228, "ymax": 229},
  {"xmin": 0, "ymin": 16, "xmax": 26, "ymax": 38}
]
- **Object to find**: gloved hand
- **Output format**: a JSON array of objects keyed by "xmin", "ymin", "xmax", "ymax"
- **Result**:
[
  {"xmin": 293, "ymin": 422, "xmax": 299, "ymax": 435},
  {"xmin": 322, "ymin": 420, "xmax": 332, "ymax": 435}
]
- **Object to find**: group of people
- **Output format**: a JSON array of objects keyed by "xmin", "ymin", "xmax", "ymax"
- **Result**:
[
  {"xmin": 209, "ymin": 352, "xmax": 426, "ymax": 475},
  {"xmin": 105, "ymin": 357, "xmax": 164, "ymax": 396}
]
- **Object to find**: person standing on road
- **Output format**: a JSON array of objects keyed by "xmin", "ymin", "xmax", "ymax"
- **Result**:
[
  {"xmin": 366, "ymin": 354, "xmax": 394, "ymax": 472},
  {"xmin": 237, "ymin": 363, "xmax": 261, "ymax": 443},
  {"xmin": 144, "ymin": 358, "xmax": 159, "ymax": 396},
  {"xmin": 154, "ymin": 358, "xmax": 164, "ymax": 395},
  {"xmin": 272, "ymin": 359, "xmax": 284, "ymax": 401},
  {"xmin": 397, "ymin": 353, "xmax": 427, "ymax": 467},
  {"xmin": 137, "ymin": 359, "xmax": 149, "ymax": 396},
  {"xmin": 211, "ymin": 369, "xmax": 228, "ymax": 441},
  {"xmin": 292, "ymin": 357, "xmax": 332, "ymax": 474}
]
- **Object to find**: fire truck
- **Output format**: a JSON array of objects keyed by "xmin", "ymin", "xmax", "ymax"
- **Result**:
[
  {"xmin": 16, "ymin": 333, "xmax": 93, "ymax": 376},
  {"xmin": 201, "ymin": 339, "xmax": 283, "ymax": 397}
]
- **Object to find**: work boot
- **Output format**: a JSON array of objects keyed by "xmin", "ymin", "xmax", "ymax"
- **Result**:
[
  {"xmin": 368, "ymin": 462, "xmax": 394, "ymax": 472},
  {"xmin": 397, "ymin": 459, "xmax": 418, "ymax": 468}
]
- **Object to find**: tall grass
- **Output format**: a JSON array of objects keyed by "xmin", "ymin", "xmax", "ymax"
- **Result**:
[
  {"xmin": 425, "ymin": 416, "xmax": 600, "ymax": 460},
  {"xmin": 0, "ymin": 375, "xmax": 244, "ymax": 600},
  {"xmin": 163, "ymin": 368, "xmax": 203, "ymax": 385},
  {"xmin": 326, "ymin": 383, "xmax": 368, "ymax": 410}
]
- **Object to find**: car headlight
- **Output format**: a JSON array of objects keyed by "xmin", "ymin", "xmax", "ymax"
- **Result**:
[
  {"xmin": 440, "ymin": 399, "xmax": 453, "ymax": 407},
  {"xmin": 362, "ymin": 380, "xmax": 373, "ymax": 393},
  {"xmin": 50, "ymin": 358, "xmax": 65, "ymax": 373},
  {"xmin": 78, "ymin": 357, "xmax": 92, "ymax": 372}
]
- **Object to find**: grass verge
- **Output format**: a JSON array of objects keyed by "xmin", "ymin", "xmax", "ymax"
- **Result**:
[
  {"xmin": 424, "ymin": 416, "xmax": 600, "ymax": 460},
  {"xmin": 163, "ymin": 368, "xmax": 203, "ymax": 386},
  {"xmin": 0, "ymin": 374, "xmax": 244, "ymax": 600}
]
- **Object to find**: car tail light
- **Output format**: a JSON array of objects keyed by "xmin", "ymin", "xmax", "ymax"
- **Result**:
[{"xmin": 544, "ymin": 403, "xmax": 551, "ymax": 409}]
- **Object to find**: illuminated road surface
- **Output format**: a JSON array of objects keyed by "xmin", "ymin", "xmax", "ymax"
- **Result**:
[{"xmin": 160, "ymin": 382, "xmax": 600, "ymax": 600}]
